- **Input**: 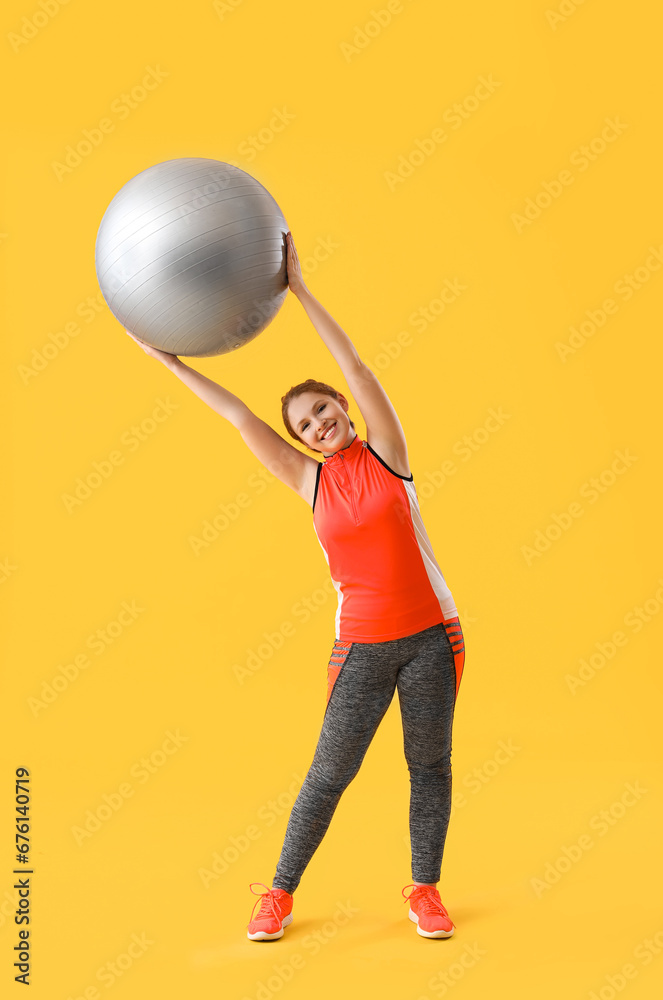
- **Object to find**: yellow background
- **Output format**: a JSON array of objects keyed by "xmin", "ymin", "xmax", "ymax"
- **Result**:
[{"xmin": 2, "ymin": 0, "xmax": 662, "ymax": 997}]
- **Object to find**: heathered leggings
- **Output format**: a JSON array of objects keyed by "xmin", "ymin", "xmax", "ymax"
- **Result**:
[{"xmin": 271, "ymin": 617, "xmax": 465, "ymax": 894}]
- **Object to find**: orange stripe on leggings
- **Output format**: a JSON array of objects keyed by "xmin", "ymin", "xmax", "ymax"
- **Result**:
[
  {"xmin": 443, "ymin": 618, "xmax": 465, "ymax": 700},
  {"xmin": 326, "ymin": 642, "xmax": 352, "ymax": 704}
]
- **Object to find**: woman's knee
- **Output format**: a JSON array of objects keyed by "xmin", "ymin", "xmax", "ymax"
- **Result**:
[
  {"xmin": 404, "ymin": 750, "xmax": 451, "ymax": 774},
  {"xmin": 306, "ymin": 759, "xmax": 362, "ymax": 795}
]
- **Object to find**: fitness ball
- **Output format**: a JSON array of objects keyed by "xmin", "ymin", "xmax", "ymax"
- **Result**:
[{"xmin": 95, "ymin": 158, "xmax": 289, "ymax": 357}]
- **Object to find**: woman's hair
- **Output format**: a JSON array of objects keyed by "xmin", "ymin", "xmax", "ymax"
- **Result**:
[{"xmin": 281, "ymin": 378, "xmax": 355, "ymax": 446}]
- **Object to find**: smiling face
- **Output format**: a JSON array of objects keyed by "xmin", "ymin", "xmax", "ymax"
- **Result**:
[{"xmin": 287, "ymin": 390, "xmax": 356, "ymax": 456}]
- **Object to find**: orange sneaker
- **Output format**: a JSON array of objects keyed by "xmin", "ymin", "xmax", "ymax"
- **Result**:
[
  {"xmin": 247, "ymin": 882, "xmax": 293, "ymax": 941},
  {"xmin": 402, "ymin": 883, "xmax": 455, "ymax": 938}
]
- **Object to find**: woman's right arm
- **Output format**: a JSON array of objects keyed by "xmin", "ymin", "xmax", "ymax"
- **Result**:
[{"xmin": 124, "ymin": 330, "xmax": 315, "ymax": 497}]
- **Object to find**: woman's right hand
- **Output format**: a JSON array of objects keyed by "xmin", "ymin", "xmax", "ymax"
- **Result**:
[{"xmin": 124, "ymin": 329, "xmax": 180, "ymax": 366}]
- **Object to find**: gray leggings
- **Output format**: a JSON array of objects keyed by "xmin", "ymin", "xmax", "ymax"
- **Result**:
[{"xmin": 272, "ymin": 618, "xmax": 465, "ymax": 894}]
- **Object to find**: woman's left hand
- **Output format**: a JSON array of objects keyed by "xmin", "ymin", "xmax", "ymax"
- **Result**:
[{"xmin": 285, "ymin": 231, "xmax": 308, "ymax": 298}]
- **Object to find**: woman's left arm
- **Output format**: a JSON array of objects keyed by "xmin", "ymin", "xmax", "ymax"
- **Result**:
[
  {"xmin": 285, "ymin": 232, "xmax": 409, "ymax": 463},
  {"xmin": 285, "ymin": 232, "xmax": 363, "ymax": 374}
]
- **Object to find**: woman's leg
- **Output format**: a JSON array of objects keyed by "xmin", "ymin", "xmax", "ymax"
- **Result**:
[
  {"xmin": 396, "ymin": 618, "xmax": 465, "ymax": 884},
  {"xmin": 271, "ymin": 637, "xmax": 401, "ymax": 894}
]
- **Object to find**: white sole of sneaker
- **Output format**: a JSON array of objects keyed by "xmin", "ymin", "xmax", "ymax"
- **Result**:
[
  {"xmin": 408, "ymin": 909, "xmax": 455, "ymax": 938},
  {"xmin": 247, "ymin": 913, "xmax": 293, "ymax": 941}
]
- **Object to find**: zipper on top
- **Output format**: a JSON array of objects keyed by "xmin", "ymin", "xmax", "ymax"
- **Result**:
[{"xmin": 339, "ymin": 452, "xmax": 360, "ymax": 525}]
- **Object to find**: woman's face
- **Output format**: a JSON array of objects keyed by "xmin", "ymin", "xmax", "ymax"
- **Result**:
[{"xmin": 288, "ymin": 391, "xmax": 355, "ymax": 456}]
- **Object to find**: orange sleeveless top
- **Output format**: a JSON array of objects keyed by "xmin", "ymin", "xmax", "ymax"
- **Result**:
[{"xmin": 312, "ymin": 433, "xmax": 458, "ymax": 642}]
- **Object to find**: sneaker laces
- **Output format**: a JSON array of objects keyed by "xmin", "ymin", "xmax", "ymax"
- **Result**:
[
  {"xmin": 401, "ymin": 883, "xmax": 449, "ymax": 917},
  {"xmin": 248, "ymin": 882, "xmax": 286, "ymax": 924}
]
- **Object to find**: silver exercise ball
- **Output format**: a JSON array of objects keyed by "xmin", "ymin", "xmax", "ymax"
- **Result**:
[{"xmin": 95, "ymin": 158, "xmax": 289, "ymax": 357}]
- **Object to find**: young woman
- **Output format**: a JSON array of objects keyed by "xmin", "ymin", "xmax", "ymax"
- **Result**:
[{"xmin": 125, "ymin": 232, "xmax": 465, "ymax": 941}]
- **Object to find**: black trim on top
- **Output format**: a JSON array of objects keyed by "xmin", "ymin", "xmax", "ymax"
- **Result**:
[
  {"xmin": 311, "ymin": 461, "xmax": 323, "ymax": 514},
  {"xmin": 364, "ymin": 441, "xmax": 414, "ymax": 481}
]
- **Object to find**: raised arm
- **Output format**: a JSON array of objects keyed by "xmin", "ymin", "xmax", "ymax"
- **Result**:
[
  {"xmin": 285, "ymin": 232, "xmax": 410, "ymax": 476},
  {"xmin": 123, "ymin": 330, "xmax": 315, "ymax": 500}
]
